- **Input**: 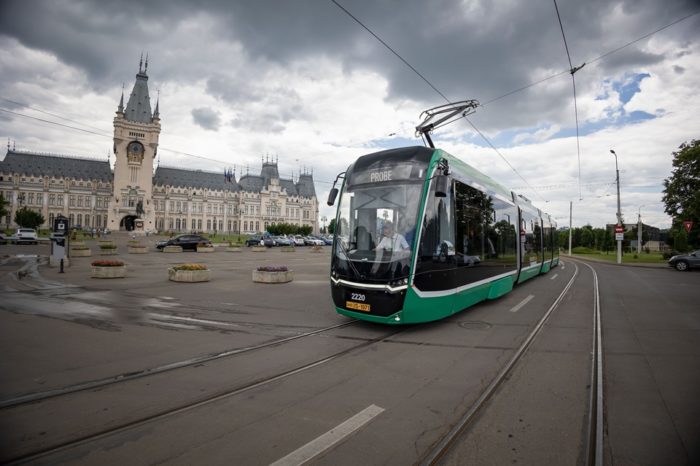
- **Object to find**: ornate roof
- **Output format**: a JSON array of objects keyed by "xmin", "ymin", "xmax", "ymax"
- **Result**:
[
  {"xmin": 0, "ymin": 150, "xmax": 112, "ymax": 182},
  {"xmin": 153, "ymin": 166, "xmax": 240, "ymax": 191}
]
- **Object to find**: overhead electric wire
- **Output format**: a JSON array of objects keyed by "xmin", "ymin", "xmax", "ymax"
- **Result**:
[
  {"xmin": 481, "ymin": 8, "xmax": 700, "ymax": 106},
  {"xmin": 331, "ymin": 0, "xmax": 547, "ymax": 203},
  {"xmin": 553, "ymin": 0, "xmax": 583, "ymax": 201},
  {"xmin": 0, "ymin": 106, "xmax": 334, "ymax": 185}
]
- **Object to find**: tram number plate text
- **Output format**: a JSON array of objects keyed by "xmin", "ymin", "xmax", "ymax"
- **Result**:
[{"xmin": 346, "ymin": 301, "xmax": 371, "ymax": 312}]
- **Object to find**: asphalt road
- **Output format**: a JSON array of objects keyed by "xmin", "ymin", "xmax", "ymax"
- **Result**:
[{"xmin": 0, "ymin": 237, "xmax": 697, "ymax": 465}]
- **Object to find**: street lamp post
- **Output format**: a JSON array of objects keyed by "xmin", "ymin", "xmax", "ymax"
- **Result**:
[{"xmin": 610, "ymin": 149, "xmax": 622, "ymax": 264}]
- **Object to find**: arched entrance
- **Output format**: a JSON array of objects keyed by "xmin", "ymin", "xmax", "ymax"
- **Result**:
[{"xmin": 120, "ymin": 215, "xmax": 138, "ymax": 231}]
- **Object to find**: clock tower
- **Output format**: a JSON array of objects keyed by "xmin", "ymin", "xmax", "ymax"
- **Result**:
[{"xmin": 107, "ymin": 57, "xmax": 161, "ymax": 233}]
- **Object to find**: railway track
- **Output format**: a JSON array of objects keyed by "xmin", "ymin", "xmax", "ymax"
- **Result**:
[
  {"xmin": 420, "ymin": 260, "xmax": 605, "ymax": 465},
  {"xmin": 3, "ymin": 323, "xmax": 407, "ymax": 465}
]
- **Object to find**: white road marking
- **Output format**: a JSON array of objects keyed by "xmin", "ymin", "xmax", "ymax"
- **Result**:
[
  {"xmin": 509, "ymin": 295, "xmax": 535, "ymax": 313},
  {"xmin": 270, "ymin": 404, "xmax": 385, "ymax": 466},
  {"xmin": 550, "ymin": 273, "xmax": 559, "ymax": 280}
]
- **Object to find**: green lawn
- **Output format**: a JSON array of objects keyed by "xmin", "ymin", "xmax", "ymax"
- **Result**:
[{"xmin": 569, "ymin": 250, "xmax": 667, "ymax": 264}]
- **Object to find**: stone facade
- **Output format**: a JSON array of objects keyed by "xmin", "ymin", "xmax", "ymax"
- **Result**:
[{"xmin": 0, "ymin": 60, "xmax": 319, "ymax": 235}]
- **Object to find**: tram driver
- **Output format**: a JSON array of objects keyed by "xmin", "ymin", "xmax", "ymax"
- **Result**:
[{"xmin": 375, "ymin": 221, "xmax": 410, "ymax": 252}]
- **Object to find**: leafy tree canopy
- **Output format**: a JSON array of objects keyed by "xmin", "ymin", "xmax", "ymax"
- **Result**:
[
  {"xmin": 0, "ymin": 193, "xmax": 9, "ymax": 219},
  {"xmin": 14, "ymin": 207, "xmax": 45, "ymax": 230},
  {"xmin": 662, "ymin": 139, "xmax": 700, "ymax": 247}
]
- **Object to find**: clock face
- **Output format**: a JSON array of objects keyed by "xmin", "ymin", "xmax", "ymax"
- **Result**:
[{"xmin": 128, "ymin": 141, "xmax": 144, "ymax": 154}]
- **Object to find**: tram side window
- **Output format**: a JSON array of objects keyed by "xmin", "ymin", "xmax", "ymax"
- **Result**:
[
  {"xmin": 418, "ymin": 179, "xmax": 455, "ymax": 266},
  {"xmin": 520, "ymin": 210, "xmax": 542, "ymax": 265},
  {"xmin": 454, "ymin": 181, "xmax": 517, "ymax": 270}
]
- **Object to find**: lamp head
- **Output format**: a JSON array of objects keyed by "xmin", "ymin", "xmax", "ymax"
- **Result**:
[{"xmin": 610, "ymin": 149, "xmax": 616, "ymax": 155}]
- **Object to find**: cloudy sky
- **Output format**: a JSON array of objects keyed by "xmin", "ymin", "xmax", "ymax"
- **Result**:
[{"xmin": 1, "ymin": 0, "xmax": 699, "ymax": 229}]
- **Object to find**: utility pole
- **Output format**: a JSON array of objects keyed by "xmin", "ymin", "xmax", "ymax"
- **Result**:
[
  {"xmin": 637, "ymin": 205, "xmax": 644, "ymax": 255},
  {"xmin": 568, "ymin": 200, "xmax": 572, "ymax": 256},
  {"xmin": 610, "ymin": 150, "xmax": 622, "ymax": 264}
]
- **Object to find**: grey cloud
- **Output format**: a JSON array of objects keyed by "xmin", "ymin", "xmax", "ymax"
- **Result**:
[
  {"xmin": 0, "ymin": 0, "xmax": 698, "ymax": 134},
  {"xmin": 191, "ymin": 107, "xmax": 221, "ymax": 131}
]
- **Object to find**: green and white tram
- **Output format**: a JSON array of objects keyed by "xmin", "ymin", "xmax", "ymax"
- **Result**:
[{"xmin": 327, "ymin": 145, "xmax": 559, "ymax": 324}]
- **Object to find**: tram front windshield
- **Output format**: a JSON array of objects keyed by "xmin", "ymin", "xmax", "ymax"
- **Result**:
[{"xmin": 333, "ymin": 182, "xmax": 423, "ymax": 284}]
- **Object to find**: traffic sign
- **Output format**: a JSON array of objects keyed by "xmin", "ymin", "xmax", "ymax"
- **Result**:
[
  {"xmin": 615, "ymin": 233, "xmax": 624, "ymax": 241},
  {"xmin": 615, "ymin": 225, "xmax": 624, "ymax": 233},
  {"xmin": 683, "ymin": 221, "xmax": 693, "ymax": 233}
]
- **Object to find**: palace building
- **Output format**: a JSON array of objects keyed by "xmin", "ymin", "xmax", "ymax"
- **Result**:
[{"xmin": 0, "ymin": 60, "xmax": 319, "ymax": 235}]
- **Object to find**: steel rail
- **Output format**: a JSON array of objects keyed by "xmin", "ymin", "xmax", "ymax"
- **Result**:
[
  {"xmin": 0, "ymin": 320, "xmax": 358, "ymax": 409},
  {"xmin": 5, "ymin": 326, "xmax": 406, "ymax": 465},
  {"xmin": 420, "ymin": 261, "xmax": 580, "ymax": 465}
]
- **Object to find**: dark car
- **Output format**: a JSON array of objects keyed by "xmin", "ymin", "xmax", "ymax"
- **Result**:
[
  {"xmin": 668, "ymin": 250, "xmax": 700, "ymax": 271},
  {"xmin": 245, "ymin": 235, "xmax": 264, "ymax": 247},
  {"xmin": 156, "ymin": 234, "xmax": 212, "ymax": 251}
]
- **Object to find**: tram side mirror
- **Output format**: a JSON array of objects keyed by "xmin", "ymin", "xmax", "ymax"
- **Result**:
[
  {"xmin": 327, "ymin": 188, "xmax": 339, "ymax": 206},
  {"xmin": 435, "ymin": 174, "xmax": 449, "ymax": 197}
]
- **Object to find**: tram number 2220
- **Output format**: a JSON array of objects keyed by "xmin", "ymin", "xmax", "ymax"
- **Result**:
[{"xmin": 350, "ymin": 293, "xmax": 366, "ymax": 302}]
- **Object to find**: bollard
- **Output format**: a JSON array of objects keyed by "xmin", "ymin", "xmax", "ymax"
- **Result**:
[{"xmin": 60, "ymin": 258, "xmax": 64, "ymax": 273}]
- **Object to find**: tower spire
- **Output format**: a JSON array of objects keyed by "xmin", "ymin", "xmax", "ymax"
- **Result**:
[
  {"xmin": 139, "ymin": 52, "xmax": 143, "ymax": 73},
  {"xmin": 117, "ymin": 83, "xmax": 125, "ymax": 113}
]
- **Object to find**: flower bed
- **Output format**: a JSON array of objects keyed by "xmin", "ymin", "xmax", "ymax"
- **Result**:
[
  {"xmin": 70, "ymin": 246, "xmax": 92, "ymax": 257},
  {"xmin": 310, "ymin": 245, "xmax": 323, "ymax": 253},
  {"xmin": 91, "ymin": 259, "xmax": 126, "ymax": 278},
  {"xmin": 252, "ymin": 265, "xmax": 294, "ymax": 283},
  {"xmin": 251, "ymin": 246, "xmax": 268, "ymax": 252},
  {"xmin": 128, "ymin": 245, "xmax": 148, "ymax": 254},
  {"xmin": 168, "ymin": 263, "xmax": 210, "ymax": 282},
  {"xmin": 196, "ymin": 242, "xmax": 215, "ymax": 253},
  {"xmin": 280, "ymin": 246, "xmax": 296, "ymax": 252}
]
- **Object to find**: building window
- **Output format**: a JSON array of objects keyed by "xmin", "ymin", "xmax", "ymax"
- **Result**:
[
  {"xmin": 77, "ymin": 214, "xmax": 82, "ymax": 226},
  {"xmin": 207, "ymin": 220, "xmax": 211, "ymax": 230},
  {"xmin": 197, "ymin": 219, "xmax": 202, "ymax": 230},
  {"xmin": 192, "ymin": 219, "xmax": 196, "ymax": 230},
  {"xmin": 244, "ymin": 221, "xmax": 248, "ymax": 232},
  {"xmin": 255, "ymin": 221, "xmax": 259, "ymax": 231}
]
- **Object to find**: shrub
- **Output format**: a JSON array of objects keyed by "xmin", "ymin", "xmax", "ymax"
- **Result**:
[
  {"xmin": 71, "ymin": 245, "xmax": 89, "ymax": 250},
  {"xmin": 91, "ymin": 260, "xmax": 124, "ymax": 267},
  {"xmin": 662, "ymin": 250, "xmax": 680, "ymax": 260},
  {"xmin": 256, "ymin": 265, "xmax": 288, "ymax": 272},
  {"xmin": 99, "ymin": 243, "xmax": 118, "ymax": 249},
  {"xmin": 172, "ymin": 263, "xmax": 208, "ymax": 271},
  {"xmin": 571, "ymin": 246, "xmax": 596, "ymax": 254}
]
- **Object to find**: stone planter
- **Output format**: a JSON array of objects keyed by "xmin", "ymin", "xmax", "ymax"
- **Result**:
[
  {"xmin": 99, "ymin": 248, "xmax": 118, "ymax": 256},
  {"xmin": 252, "ymin": 269, "xmax": 294, "ymax": 284},
  {"xmin": 252, "ymin": 246, "xmax": 268, "ymax": 252},
  {"xmin": 70, "ymin": 248, "xmax": 92, "ymax": 257},
  {"xmin": 310, "ymin": 245, "xmax": 323, "ymax": 253},
  {"xmin": 91, "ymin": 265, "xmax": 126, "ymax": 279},
  {"xmin": 226, "ymin": 246, "xmax": 243, "ymax": 252},
  {"xmin": 168, "ymin": 268, "xmax": 210, "ymax": 282},
  {"xmin": 128, "ymin": 246, "xmax": 148, "ymax": 254},
  {"xmin": 163, "ymin": 245, "xmax": 183, "ymax": 253},
  {"xmin": 280, "ymin": 246, "xmax": 296, "ymax": 253},
  {"xmin": 196, "ymin": 246, "xmax": 215, "ymax": 253}
]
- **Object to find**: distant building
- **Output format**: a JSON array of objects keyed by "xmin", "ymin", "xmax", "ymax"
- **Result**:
[
  {"xmin": 0, "ymin": 59, "xmax": 319, "ymax": 234},
  {"xmin": 606, "ymin": 222, "xmax": 664, "ymax": 251}
]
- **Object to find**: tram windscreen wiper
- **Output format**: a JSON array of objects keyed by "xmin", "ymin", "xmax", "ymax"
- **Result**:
[{"xmin": 335, "ymin": 236, "xmax": 365, "ymax": 280}]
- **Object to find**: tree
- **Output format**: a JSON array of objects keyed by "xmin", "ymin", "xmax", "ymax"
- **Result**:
[
  {"xmin": 0, "ymin": 193, "xmax": 8, "ymax": 220},
  {"xmin": 327, "ymin": 218, "xmax": 336, "ymax": 234},
  {"xmin": 14, "ymin": 207, "xmax": 45, "ymax": 230},
  {"xmin": 662, "ymin": 139, "xmax": 700, "ymax": 247}
]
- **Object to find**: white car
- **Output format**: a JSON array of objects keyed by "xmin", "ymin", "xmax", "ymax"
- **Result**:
[
  {"xmin": 15, "ymin": 228, "xmax": 38, "ymax": 244},
  {"xmin": 292, "ymin": 235, "xmax": 306, "ymax": 246}
]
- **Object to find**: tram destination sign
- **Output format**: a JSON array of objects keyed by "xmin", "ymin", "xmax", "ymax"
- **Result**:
[{"xmin": 349, "ymin": 165, "xmax": 416, "ymax": 185}]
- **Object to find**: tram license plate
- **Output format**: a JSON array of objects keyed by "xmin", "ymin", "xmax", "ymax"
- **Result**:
[{"xmin": 346, "ymin": 301, "xmax": 371, "ymax": 312}]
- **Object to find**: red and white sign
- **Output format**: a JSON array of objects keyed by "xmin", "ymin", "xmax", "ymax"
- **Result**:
[
  {"xmin": 684, "ymin": 221, "xmax": 693, "ymax": 233},
  {"xmin": 615, "ymin": 225, "xmax": 624, "ymax": 233}
]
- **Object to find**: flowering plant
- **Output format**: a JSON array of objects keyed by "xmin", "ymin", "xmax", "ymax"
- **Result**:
[
  {"xmin": 256, "ymin": 265, "xmax": 288, "ymax": 272},
  {"xmin": 172, "ymin": 263, "xmax": 208, "ymax": 271},
  {"xmin": 197, "ymin": 242, "xmax": 212, "ymax": 247},
  {"xmin": 91, "ymin": 260, "xmax": 124, "ymax": 267}
]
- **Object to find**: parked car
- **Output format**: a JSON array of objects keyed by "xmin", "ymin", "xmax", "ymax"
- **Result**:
[
  {"xmin": 156, "ymin": 234, "xmax": 212, "ymax": 251},
  {"xmin": 274, "ymin": 236, "xmax": 292, "ymax": 246},
  {"xmin": 292, "ymin": 235, "xmax": 306, "ymax": 246},
  {"xmin": 14, "ymin": 228, "xmax": 38, "ymax": 244},
  {"xmin": 245, "ymin": 235, "xmax": 264, "ymax": 247},
  {"xmin": 304, "ymin": 236, "xmax": 324, "ymax": 246},
  {"xmin": 668, "ymin": 250, "xmax": 700, "ymax": 271},
  {"xmin": 0, "ymin": 232, "xmax": 8, "ymax": 244},
  {"xmin": 263, "ymin": 236, "xmax": 276, "ymax": 247}
]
